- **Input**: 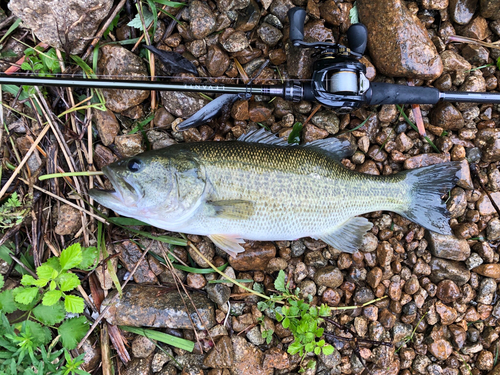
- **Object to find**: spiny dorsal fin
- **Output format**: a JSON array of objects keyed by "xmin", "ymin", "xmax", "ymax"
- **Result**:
[{"xmin": 238, "ymin": 128, "xmax": 355, "ymax": 161}]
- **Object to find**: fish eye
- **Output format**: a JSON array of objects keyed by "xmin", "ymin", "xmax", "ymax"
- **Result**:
[{"xmin": 127, "ymin": 158, "xmax": 142, "ymax": 173}]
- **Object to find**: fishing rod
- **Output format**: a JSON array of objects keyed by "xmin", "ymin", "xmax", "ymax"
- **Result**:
[{"xmin": 1, "ymin": 7, "xmax": 500, "ymax": 114}]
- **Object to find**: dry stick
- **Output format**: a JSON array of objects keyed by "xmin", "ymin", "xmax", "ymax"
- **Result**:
[
  {"xmin": 303, "ymin": 104, "xmax": 322, "ymax": 127},
  {"xmin": 19, "ymin": 178, "xmax": 107, "ymax": 223},
  {"xmin": 44, "ymin": 237, "xmax": 97, "ymax": 313},
  {"xmin": 407, "ymin": 79, "xmax": 426, "ymax": 137},
  {"xmin": 471, "ymin": 164, "xmax": 500, "ymax": 216},
  {"xmin": 186, "ymin": 241, "xmax": 270, "ymax": 300},
  {"xmin": 76, "ymin": 241, "xmax": 153, "ymax": 350},
  {"xmin": 0, "ymin": 122, "xmax": 51, "ymax": 200},
  {"xmin": 82, "ymin": 0, "xmax": 127, "ymax": 61},
  {"xmin": 100, "ymin": 323, "xmax": 113, "ymax": 375},
  {"xmin": 33, "ymin": 90, "xmax": 90, "ymax": 246}
]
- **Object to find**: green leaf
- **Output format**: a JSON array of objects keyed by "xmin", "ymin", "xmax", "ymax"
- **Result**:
[
  {"xmin": 42, "ymin": 289, "xmax": 62, "ymax": 306},
  {"xmin": 33, "ymin": 278, "xmax": 49, "ymax": 287},
  {"xmin": 349, "ymin": 2, "xmax": 358, "ymax": 24},
  {"xmin": 106, "ymin": 217, "xmax": 148, "ymax": 226},
  {"xmin": 64, "ymin": 295, "xmax": 85, "ymax": 313},
  {"xmin": 44, "ymin": 257, "xmax": 61, "ymax": 272},
  {"xmin": 21, "ymin": 61, "xmax": 32, "ymax": 70},
  {"xmin": 37, "ymin": 264, "xmax": 58, "ymax": 280},
  {"xmin": 127, "ymin": 9, "xmax": 155, "ymax": 30},
  {"xmin": 20, "ymin": 274, "xmax": 37, "ymax": 286},
  {"xmin": 288, "ymin": 122, "xmax": 303, "ymax": 144},
  {"xmin": 58, "ymin": 316, "xmax": 89, "ymax": 350},
  {"xmin": 79, "ymin": 246, "xmax": 98, "ymax": 270},
  {"xmin": 23, "ymin": 320, "xmax": 52, "ymax": 346},
  {"xmin": 33, "ymin": 302, "xmax": 66, "ymax": 325},
  {"xmin": 58, "ymin": 273, "xmax": 81, "ymax": 292},
  {"xmin": 0, "ymin": 274, "xmax": 4, "ymax": 290},
  {"xmin": 274, "ymin": 270, "xmax": 287, "ymax": 292},
  {"xmin": 59, "ymin": 243, "xmax": 83, "ymax": 271},
  {"xmin": 120, "ymin": 325, "xmax": 194, "ymax": 352},
  {"xmin": 40, "ymin": 48, "xmax": 61, "ymax": 73},
  {"xmin": 314, "ymin": 346, "xmax": 321, "ymax": 355},
  {"xmin": 282, "ymin": 317, "xmax": 290, "ymax": 329},
  {"xmin": 322, "ymin": 344, "xmax": 334, "ymax": 356},
  {"xmin": 0, "ymin": 290, "xmax": 16, "ymax": 314},
  {"xmin": 13, "ymin": 287, "xmax": 39, "ymax": 305},
  {"xmin": 496, "ymin": 56, "xmax": 500, "ymax": 70},
  {"xmin": 288, "ymin": 341, "xmax": 303, "ymax": 355}
]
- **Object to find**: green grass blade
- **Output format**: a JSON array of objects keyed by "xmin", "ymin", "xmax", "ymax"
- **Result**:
[
  {"xmin": 119, "ymin": 326, "xmax": 194, "ymax": 352},
  {"xmin": 396, "ymin": 105, "xmax": 440, "ymax": 153}
]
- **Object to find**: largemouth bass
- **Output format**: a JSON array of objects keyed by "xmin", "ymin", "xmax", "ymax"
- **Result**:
[{"xmin": 89, "ymin": 129, "xmax": 460, "ymax": 257}]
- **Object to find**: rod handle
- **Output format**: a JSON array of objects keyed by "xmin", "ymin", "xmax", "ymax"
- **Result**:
[
  {"xmin": 288, "ymin": 7, "xmax": 306, "ymax": 46},
  {"xmin": 367, "ymin": 82, "xmax": 440, "ymax": 105}
]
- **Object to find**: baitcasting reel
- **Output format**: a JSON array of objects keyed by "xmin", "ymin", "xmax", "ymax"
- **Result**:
[{"xmin": 2, "ymin": 7, "xmax": 500, "ymax": 113}]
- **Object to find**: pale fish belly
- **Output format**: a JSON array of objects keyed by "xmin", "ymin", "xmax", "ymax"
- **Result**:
[{"xmin": 185, "ymin": 162, "xmax": 411, "ymax": 241}]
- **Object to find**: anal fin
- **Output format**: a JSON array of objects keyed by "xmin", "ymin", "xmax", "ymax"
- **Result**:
[
  {"xmin": 318, "ymin": 217, "xmax": 373, "ymax": 254},
  {"xmin": 208, "ymin": 234, "xmax": 246, "ymax": 258}
]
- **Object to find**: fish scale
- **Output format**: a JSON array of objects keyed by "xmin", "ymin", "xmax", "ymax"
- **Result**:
[{"xmin": 185, "ymin": 141, "xmax": 409, "ymax": 239}]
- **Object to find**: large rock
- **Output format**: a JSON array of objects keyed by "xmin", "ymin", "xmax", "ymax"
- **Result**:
[
  {"xmin": 102, "ymin": 284, "xmax": 216, "ymax": 330},
  {"xmin": 9, "ymin": 0, "xmax": 113, "ymax": 54},
  {"xmin": 425, "ymin": 232, "xmax": 470, "ymax": 261},
  {"xmin": 429, "ymin": 257, "xmax": 471, "ymax": 286},
  {"xmin": 357, "ymin": 0, "xmax": 443, "ymax": 79},
  {"xmin": 98, "ymin": 45, "xmax": 150, "ymax": 113}
]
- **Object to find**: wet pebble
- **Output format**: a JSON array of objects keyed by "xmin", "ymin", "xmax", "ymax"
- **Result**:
[
  {"xmin": 189, "ymin": 0, "xmax": 216, "ymax": 39},
  {"xmin": 477, "ymin": 278, "xmax": 497, "ymax": 304},
  {"xmin": 428, "ymin": 338, "xmax": 453, "ymax": 360},
  {"xmin": 132, "ymin": 335, "xmax": 156, "ymax": 358},
  {"xmin": 114, "ymin": 134, "xmax": 144, "ymax": 157},
  {"xmin": 487, "ymin": 217, "xmax": 500, "ymax": 240},
  {"xmin": 257, "ymin": 23, "xmax": 282, "ymax": 47},
  {"xmin": 313, "ymin": 266, "xmax": 343, "ymax": 288},
  {"xmin": 436, "ymin": 280, "xmax": 461, "ymax": 303},
  {"xmin": 54, "ymin": 204, "xmax": 81, "ymax": 236},
  {"xmin": 203, "ymin": 336, "xmax": 234, "ymax": 369},
  {"xmin": 473, "ymin": 263, "xmax": 500, "ymax": 278},
  {"xmin": 229, "ymin": 242, "xmax": 276, "ymax": 271}
]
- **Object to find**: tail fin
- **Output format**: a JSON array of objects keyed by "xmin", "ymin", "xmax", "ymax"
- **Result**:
[{"xmin": 399, "ymin": 161, "xmax": 462, "ymax": 235}]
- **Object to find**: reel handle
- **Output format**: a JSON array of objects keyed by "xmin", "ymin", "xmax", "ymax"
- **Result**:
[
  {"xmin": 346, "ymin": 23, "xmax": 368, "ymax": 55},
  {"xmin": 288, "ymin": 7, "xmax": 306, "ymax": 46}
]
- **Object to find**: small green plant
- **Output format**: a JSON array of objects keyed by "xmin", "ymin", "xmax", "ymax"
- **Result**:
[
  {"xmin": 257, "ymin": 271, "xmax": 334, "ymax": 372},
  {"xmin": 0, "ymin": 192, "xmax": 28, "ymax": 230},
  {"xmin": 14, "ymin": 243, "xmax": 97, "ymax": 314},
  {"xmin": 288, "ymin": 122, "xmax": 304, "ymax": 144},
  {"xmin": 0, "ymin": 312, "xmax": 89, "ymax": 375},
  {"xmin": 0, "ymin": 243, "xmax": 95, "ymax": 373}
]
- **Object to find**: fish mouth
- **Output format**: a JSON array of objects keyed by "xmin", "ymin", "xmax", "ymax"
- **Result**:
[{"xmin": 89, "ymin": 166, "xmax": 139, "ymax": 208}]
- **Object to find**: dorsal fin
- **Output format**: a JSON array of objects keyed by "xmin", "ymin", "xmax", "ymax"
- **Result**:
[
  {"xmin": 304, "ymin": 136, "xmax": 356, "ymax": 161},
  {"xmin": 238, "ymin": 128, "xmax": 289, "ymax": 146},
  {"xmin": 238, "ymin": 128, "xmax": 355, "ymax": 161}
]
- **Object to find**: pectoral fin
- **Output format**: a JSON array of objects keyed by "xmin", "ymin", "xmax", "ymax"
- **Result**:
[
  {"xmin": 208, "ymin": 234, "xmax": 246, "ymax": 258},
  {"xmin": 318, "ymin": 217, "xmax": 373, "ymax": 254},
  {"xmin": 206, "ymin": 200, "xmax": 254, "ymax": 220}
]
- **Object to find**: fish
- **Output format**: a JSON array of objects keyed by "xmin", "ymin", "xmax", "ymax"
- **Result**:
[{"xmin": 89, "ymin": 129, "xmax": 461, "ymax": 257}]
